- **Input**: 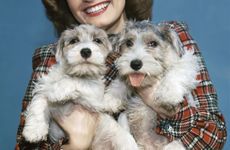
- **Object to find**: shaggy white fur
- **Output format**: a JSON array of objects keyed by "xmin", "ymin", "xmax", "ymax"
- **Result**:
[
  {"xmin": 22, "ymin": 24, "xmax": 138, "ymax": 150},
  {"xmin": 109, "ymin": 20, "xmax": 199, "ymax": 149}
]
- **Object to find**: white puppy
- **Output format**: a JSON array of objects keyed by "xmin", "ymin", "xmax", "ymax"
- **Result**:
[
  {"xmin": 22, "ymin": 24, "xmax": 138, "ymax": 150},
  {"xmin": 107, "ymin": 21, "xmax": 200, "ymax": 150}
]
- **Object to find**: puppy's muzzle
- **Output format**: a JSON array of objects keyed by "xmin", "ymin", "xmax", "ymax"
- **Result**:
[
  {"xmin": 130, "ymin": 59, "xmax": 143, "ymax": 71},
  {"xmin": 81, "ymin": 48, "xmax": 92, "ymax": 59}
]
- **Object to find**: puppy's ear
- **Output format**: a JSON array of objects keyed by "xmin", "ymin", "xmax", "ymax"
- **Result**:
[
  {"xmin": 125, "ymin": 20, "xmax": 135, "ymax": 28},
  {"xmin": 107, "ymin": 40, "xmax": 113, "ymax": 52},
  {"xmin": 108, "ymin": 34, "xmax": 121, "ymax": 52},
  {"xmin": 103, "ymin": 34, "xmax": 112, "ymax": 53},
  {"xmin": 158, "ymin": 26, "xmax": 184, "ymax": 55},
  {"xmin": 55, "ymin": 36, "xmax": 64, "ymax": 64}
]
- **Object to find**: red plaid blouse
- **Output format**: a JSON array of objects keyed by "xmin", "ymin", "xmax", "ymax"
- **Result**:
[{"xmin": 15, "ymin": 21, "xmax": 227, "ymax": 150}]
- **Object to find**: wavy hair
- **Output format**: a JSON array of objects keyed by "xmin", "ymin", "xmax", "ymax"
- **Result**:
[{"xmin": 42, "ymin": 0, "xmax": 154, "ymax": 36}]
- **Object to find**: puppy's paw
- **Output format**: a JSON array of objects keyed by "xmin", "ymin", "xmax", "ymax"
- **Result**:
[
  {"xmin": 155, "ymin": 83, "xmax": 185, "ymax": 105},
  {"xmin": 48, "ymin": 90, "xmax": 80, "ymax": 104},
  {"xmin": 117, "ymin": 112, "xmax": 130, "ymax": 132},
  {"xmin": 163, "ymin": 140, "xmax": 186, "ymax": 150},
  {"xmin": 114, "ymin": 129, "xmax": 138, "ymax": 150},
  {"xmin": 103, "ymin": 93, "xmax": 124, "ymax": 113},
  {"xmin": 22, "ymin": 123, "xmax": 48, "ymax": 142}
]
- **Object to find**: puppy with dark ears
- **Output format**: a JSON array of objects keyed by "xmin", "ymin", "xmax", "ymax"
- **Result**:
[{"xmin": 108, "ymin": 20, "xmax": 199, "ymax": 149}]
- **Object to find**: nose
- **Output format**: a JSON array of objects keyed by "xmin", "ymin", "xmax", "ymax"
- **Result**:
[
  {"xmin": 130, "ymin": 59, "xmax": 143, "ymax": 71},
  {"xmin": 80, "ymin": 48, "xmax": 92, "ymax": 59}
]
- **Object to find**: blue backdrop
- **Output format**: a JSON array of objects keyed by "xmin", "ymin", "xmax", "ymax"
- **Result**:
[{"xmin": 0, "ymin": 0, "xmax": 229, "ymax": 149}]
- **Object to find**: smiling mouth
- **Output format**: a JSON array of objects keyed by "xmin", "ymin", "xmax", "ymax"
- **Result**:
[{"xmin": 84, "ymin": 1, "xmax": 111, "ymax": 17}]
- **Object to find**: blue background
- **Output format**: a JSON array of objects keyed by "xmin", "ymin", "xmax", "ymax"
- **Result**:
[{"xmin": 0, "ymin": 0, "xmax": 229, "ymax": 149}]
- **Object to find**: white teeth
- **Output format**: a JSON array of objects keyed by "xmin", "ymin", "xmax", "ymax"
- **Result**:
[{"xmin": 85, "ymin": 2, "xmax": 109, "ymax": 14}]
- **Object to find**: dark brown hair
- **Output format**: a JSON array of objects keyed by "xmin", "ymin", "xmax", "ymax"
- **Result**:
[{"xmin": 42, "ymin": 0, "xmax": 154, "ymax": 36}]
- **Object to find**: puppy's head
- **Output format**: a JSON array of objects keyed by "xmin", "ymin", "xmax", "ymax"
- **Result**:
[
  {"xmin": 116, "ymin": 20, "xmax": 183, "ymax": 87},
  {"xmin": 56, "ymin": 24, "xmax": 112, "ymax": 77}
]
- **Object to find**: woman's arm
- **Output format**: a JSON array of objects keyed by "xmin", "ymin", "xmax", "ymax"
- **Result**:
[
  {"xmin": 139, "ymin": 21, "xmax": 227, "ymax": 150},
  {"xmin": 15, "ymin": 44, "xmax": 62, "ymax": 150}
]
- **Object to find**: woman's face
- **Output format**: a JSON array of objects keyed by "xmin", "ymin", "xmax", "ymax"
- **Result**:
[{"xmin": 67, "ymin": 0, "xmax": 126, "ymax": 31}]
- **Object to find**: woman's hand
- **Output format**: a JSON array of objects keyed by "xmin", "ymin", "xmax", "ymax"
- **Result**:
[
  {"xmin": 53, "ymin": 105, "xmax": 99, "ymax": 150},
  {"xmin": 136, "ymin": 86, "xmax": 181, "ymax": 118}
]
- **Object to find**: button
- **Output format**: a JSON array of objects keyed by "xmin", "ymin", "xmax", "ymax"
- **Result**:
[
  {"xmin": 167, "ymin": 125, "xmax": 174, "ymax": 133},
  {"xmin": 164, "ymin": 123, "xmax": 174, "ymax": 133}
]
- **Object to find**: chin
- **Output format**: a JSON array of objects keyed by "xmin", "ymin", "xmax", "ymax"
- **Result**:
[
  {"xmin": 84, "ymin": 11, "xmax": 125, "ymax": 32},
  {"xmin": 86, "ymin": 18, "xmax": 114, "ymax": 30}
]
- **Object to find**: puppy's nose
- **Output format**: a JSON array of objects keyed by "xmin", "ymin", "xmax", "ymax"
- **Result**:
[
  {"xmin": 130, "ymin": 59, "xmax": 143, "ymax": 71},
  {"xmin": 80, "ymin": 48, "xmax": 92, "ymax": 59}
]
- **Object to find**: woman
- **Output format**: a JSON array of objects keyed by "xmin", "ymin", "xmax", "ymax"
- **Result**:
[{"xmin": 15, "ymin": 0, "xmax": 227, "ymax": 149}]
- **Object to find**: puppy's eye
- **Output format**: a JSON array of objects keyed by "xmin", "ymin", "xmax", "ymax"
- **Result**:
[
  {"xmin": 94, "ymin": 38, "xmax": 103, "ymax": 44},
  {"xmin": 126, "ymin": 39, "xmax": 133, "ymax": 47},
  {"xmin": 69, "ymin": 38, "xmax": 79, "ymax": 45},
  {"xmin": 148, "ymin": 41, "xmax": 158, "ymax": 48}
]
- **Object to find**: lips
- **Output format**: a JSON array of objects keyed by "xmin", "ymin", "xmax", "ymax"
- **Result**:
[{"xmin": 84, "ymin": 1, "xmax": 111, "ymax": 17}]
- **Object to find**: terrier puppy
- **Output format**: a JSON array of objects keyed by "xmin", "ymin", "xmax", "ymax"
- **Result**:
[
  {"xmin": 109, "ymin": 21, "xmax": 200, "ymax": 149},
  {"xmin": 22, "ymin": 24, "xmax": 138, "ymax": 150}
]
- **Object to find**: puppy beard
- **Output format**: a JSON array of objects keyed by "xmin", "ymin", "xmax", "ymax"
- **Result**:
[
  {"xmin": 63, "ymin": 46, "xmax": 108, "ymax": 77},
  {"xmin": 117, "ymin": 52, "xmax": 164, "ymax": 88},
  {"xmin": 64, "ymin": 63, "xmax": 106, "ymax": 78}
]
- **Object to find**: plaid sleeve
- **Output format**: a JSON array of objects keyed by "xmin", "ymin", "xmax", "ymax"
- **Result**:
[
  {"xmin": 156, "ymin": 21, "xmax": 227, "ymax": 149},
  {"xmin": 15, "ymin": 44, "xmax": 64, "ymax": 150}
]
